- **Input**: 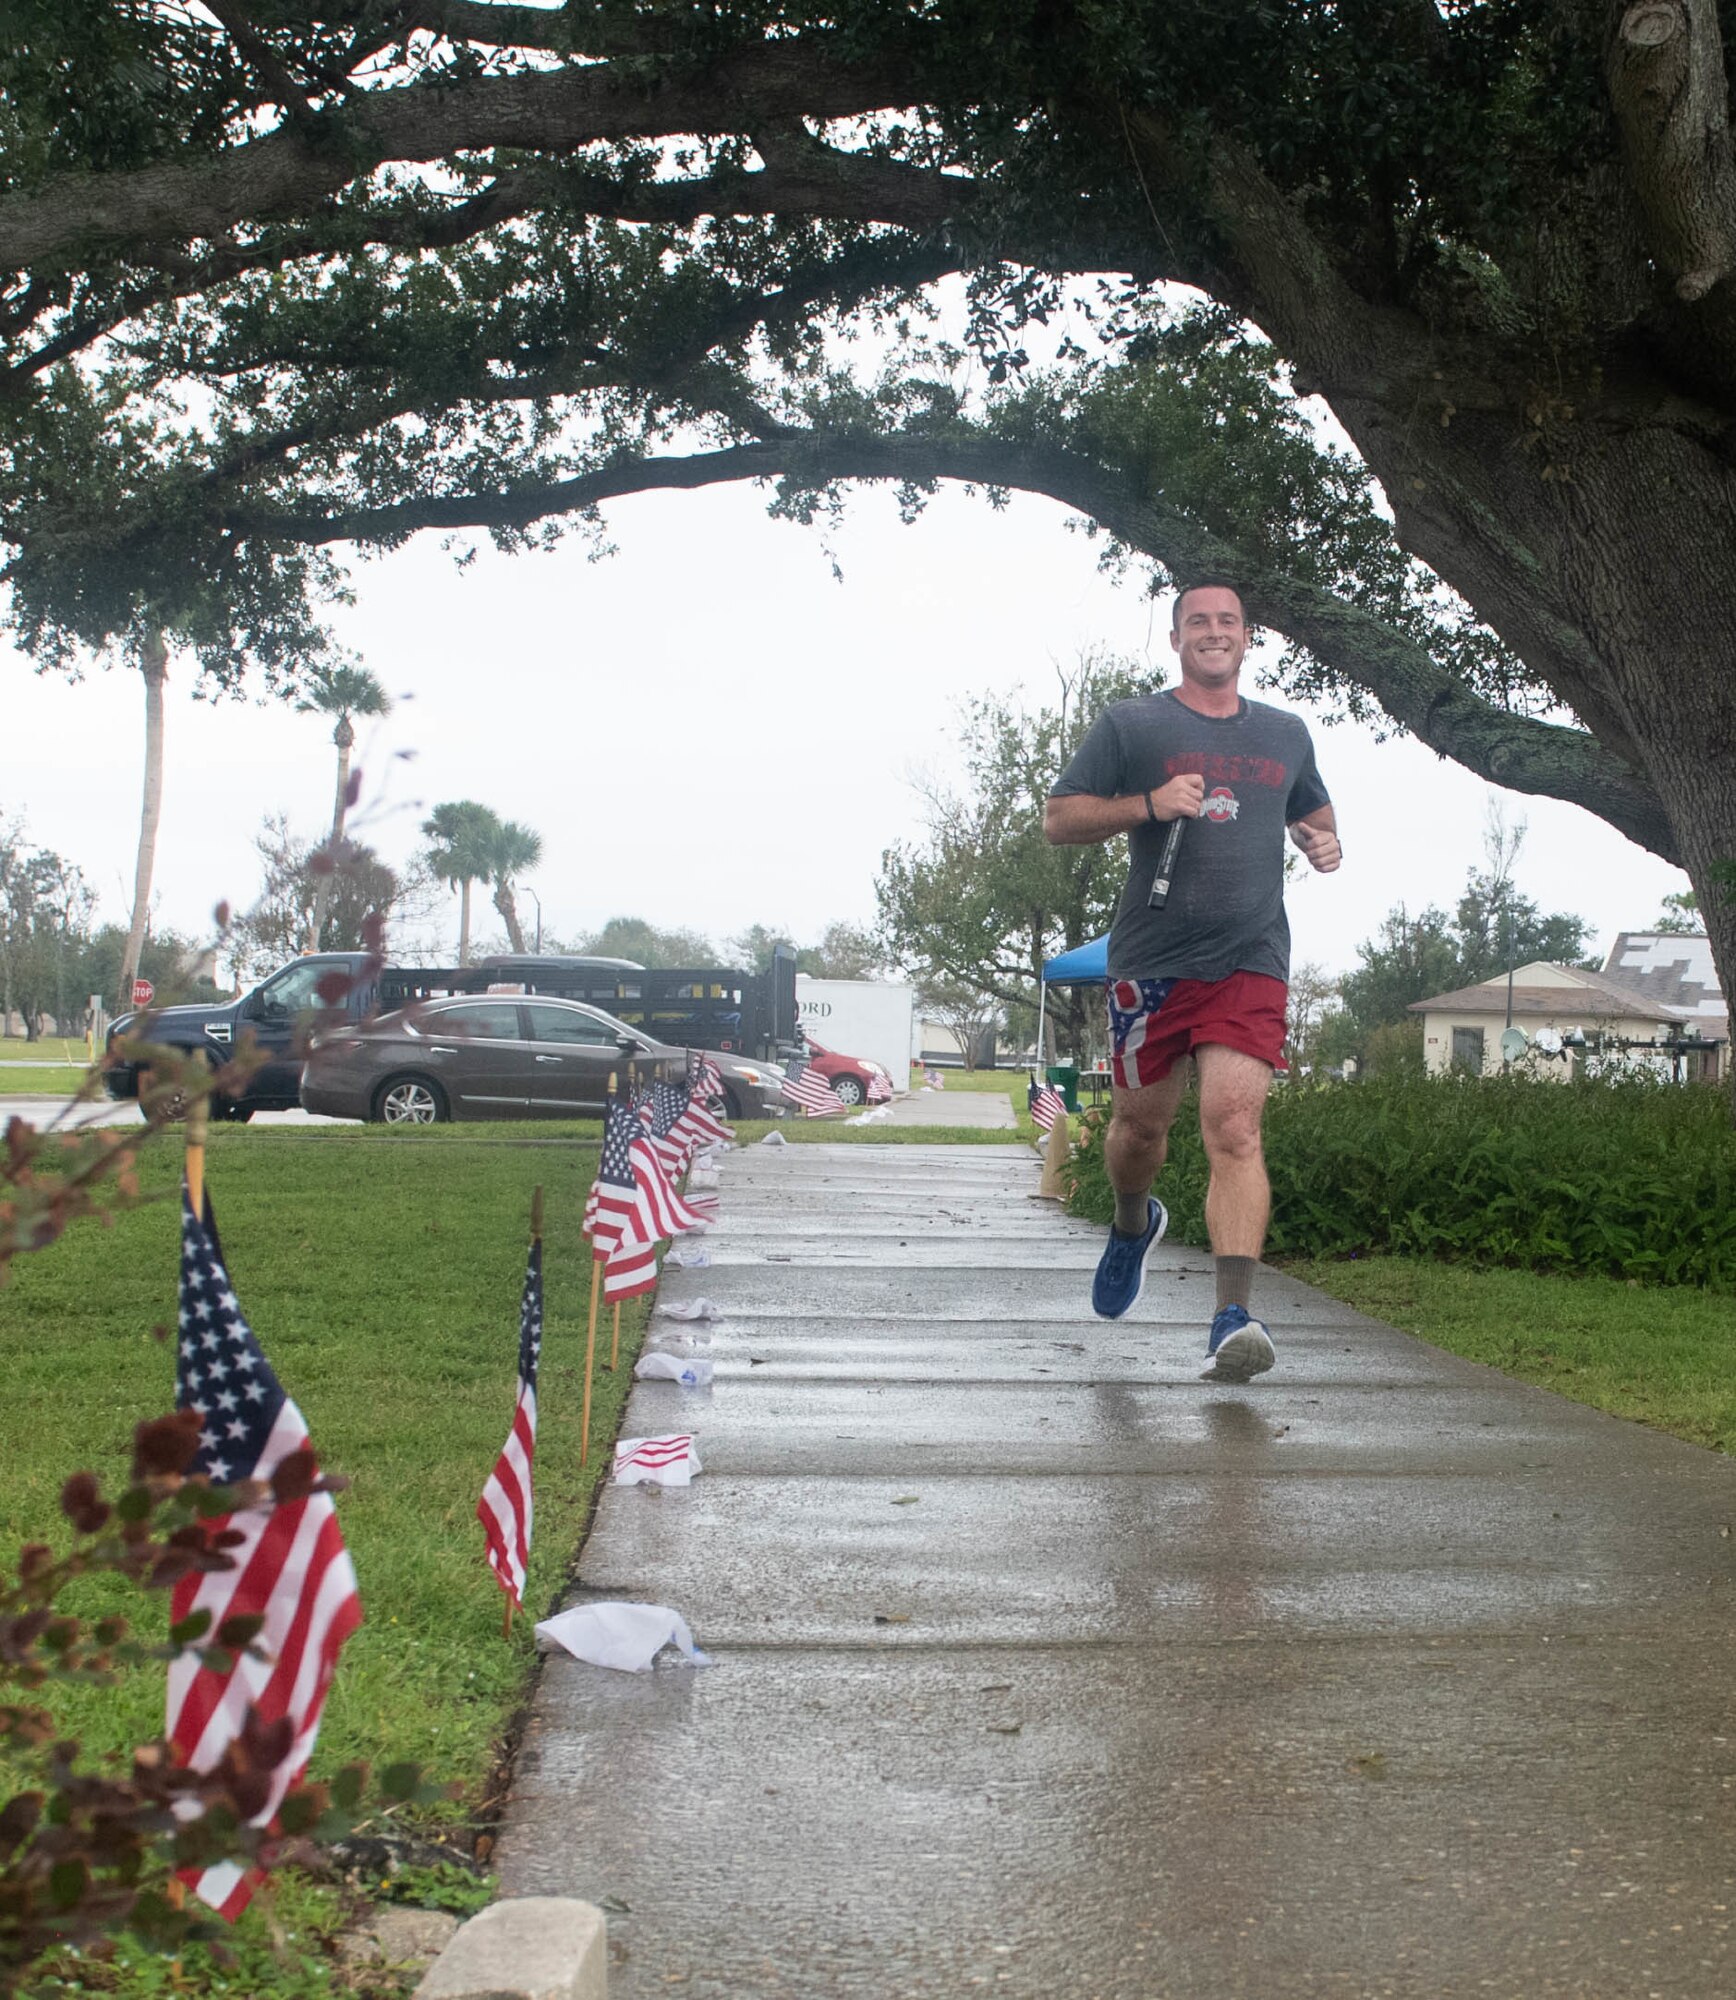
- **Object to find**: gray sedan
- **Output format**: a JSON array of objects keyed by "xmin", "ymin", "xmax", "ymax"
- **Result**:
[{"xmin": 299, "ymin": 994, "xmax": 786, "ymax": 1124}]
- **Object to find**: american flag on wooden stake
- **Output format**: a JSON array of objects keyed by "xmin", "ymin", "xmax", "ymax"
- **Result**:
[
  {"xmin": 586, "ymin": 1093, "xmax": 661, "ymax": 1302},
  {"xmin": 477, "ymin": 1239, "xmax": 543, "ymax": 1610},
  {"xmin": 689, "ymin": 1048, "xmax": 726, "ymax": 1107},
  {"xmin": 168, "ymin": 1187, "xmax": 362, "ymax": 1920},
  {"xmin": 630, "ymin": 1114, "xmax": 711, "ymax": 1236},
  {"xmin": 1028, "ymin": 1077, "xmax": 1065, "ymax": 1133},
  {"xmin": 647, "ymin": 1078, "xmax": 694, "ymax": 1179},
  {"xmin": 781, "ymin": 1055, "xmax": 845, "ymax": 1118}
]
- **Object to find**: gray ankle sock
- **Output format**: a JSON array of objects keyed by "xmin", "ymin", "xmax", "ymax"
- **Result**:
[
  {"xmin": 1216, "ymin": 1255, "xmax": 1257, "ymax": 1312},
  {"xmin": 1113, "ymin": 1189, "xmax": 1152, "ymax": 1236}
]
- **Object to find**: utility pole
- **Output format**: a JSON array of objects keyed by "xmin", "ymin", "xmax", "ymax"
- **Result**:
[
  {"xmin": 525, "ymin": 886, "xmax": 542, "ymax": 954},
  {"xmin": 1503, "ymin": 898, "xmax": 1516, "ymax": 1033}
]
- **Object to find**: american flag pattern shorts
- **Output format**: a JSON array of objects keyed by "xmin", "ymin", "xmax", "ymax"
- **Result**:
[{"xmin": 1106, "ymin": 972, "xmax": 1289, "ymax": 1089}]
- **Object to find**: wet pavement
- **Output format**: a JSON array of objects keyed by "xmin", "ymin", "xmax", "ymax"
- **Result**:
[{"xmin": 500, "ymin": 1143, "xmax": 1736, "ymax": 1998}]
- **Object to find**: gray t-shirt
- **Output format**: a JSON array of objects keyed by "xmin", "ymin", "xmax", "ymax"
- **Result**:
[{"xmin": 1050, "ymin": 690, "xmax": 1330, "ymax": 983}]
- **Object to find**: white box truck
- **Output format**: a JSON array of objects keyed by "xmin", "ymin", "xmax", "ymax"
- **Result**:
[{"xmin": 795, "ymin": 977, "xmax": 917, "ymax": 1092}]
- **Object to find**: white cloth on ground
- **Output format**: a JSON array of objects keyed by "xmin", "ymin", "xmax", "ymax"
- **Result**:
[{"xmin": 535, "ymin": 1602, "xmax": 710, "ymax": 1672}]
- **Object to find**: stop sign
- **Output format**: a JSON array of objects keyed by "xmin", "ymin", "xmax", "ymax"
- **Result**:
[{"xmin": 132, "ymin": 978, "xmax": 154, "ymax": 1008}]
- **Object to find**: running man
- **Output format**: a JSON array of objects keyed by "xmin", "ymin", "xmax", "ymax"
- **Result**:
[{"xmin": 1043, "ymin": 581, "xmax": 1341, "ymax": 1380}]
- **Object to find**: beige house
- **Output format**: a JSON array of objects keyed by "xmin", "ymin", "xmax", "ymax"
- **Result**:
[{"xmin": 1408, "ymin": 957, "xmax": 1726, "ymax": 1083}]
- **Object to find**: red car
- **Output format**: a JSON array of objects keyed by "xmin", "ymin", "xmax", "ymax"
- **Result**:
[{"xmin": 800, "ymin": 1037, "xmax": 894, "ymax": 1108}]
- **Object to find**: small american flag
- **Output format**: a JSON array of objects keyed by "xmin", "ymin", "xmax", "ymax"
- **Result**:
[
  {"xmin": 866, "ymin": 1071, "xmax": 893, "ymax": 1103},
  {"xmin": 613, "ymin": 1434, "xmax": 702, "ymax": 1486},
  {"xmin": 630, "ymin": 1116, "xmax": 711, "ymax": 1237},
  {"xmin": 647, "ymin": 1077, "xmax": 694, "ymax": 1179},
  {"xmin": 1028, "ymin": 1077, "xmax": 1065, "ymax": 1133},
  {"xmin": 476, "ymin": 1239, "xmax": 543, "ymax": 1610},
  {"xmin": 586, "ymin": 1092, "xmax": 661, "ymax": 1301},
  {"xmin": 676, "ymin": 1050, "xmax": 735, "ymax": 1148},
  {"xmin": 781, "ymin": 1056, "xmax": 845, "ymax": 1118},
  {"xmin": 168, "ymin": 1188, "xmax": 362, "ymax": 1920},
  {"xmin": 691, "ymin": 1049, "xmax": 727, "ymax": 1107}
]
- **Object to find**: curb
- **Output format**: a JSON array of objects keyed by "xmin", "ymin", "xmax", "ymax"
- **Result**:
[{"xmin": 414, "ymin": 1896, "xmax": 607, "ymax": 1999}]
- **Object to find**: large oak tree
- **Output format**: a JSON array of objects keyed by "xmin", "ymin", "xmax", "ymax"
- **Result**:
[{"xmin": 4, "ymin": 4, "xmax": 1734, "ymax": 1003}]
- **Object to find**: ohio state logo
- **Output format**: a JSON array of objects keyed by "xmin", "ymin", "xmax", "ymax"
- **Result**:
[{"xmin": 1202, "ymin": 787, "xmax": 1239, "ymax": 822}]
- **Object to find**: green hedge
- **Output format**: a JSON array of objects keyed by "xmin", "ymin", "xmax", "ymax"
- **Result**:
[{"xmin": 1065, "ymin": 1073, "xmax": 1736, "ymax": 1288}]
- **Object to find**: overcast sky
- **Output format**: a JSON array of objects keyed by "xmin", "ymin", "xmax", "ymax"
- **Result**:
[{"xmin": 6, "ymin": 472, "xmax": 1690, "ymax": 984}]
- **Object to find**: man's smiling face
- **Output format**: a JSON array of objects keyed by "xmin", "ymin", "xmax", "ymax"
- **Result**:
[{"xmin": 1170, "ymin": 585, "xmax": 1247, "ymax": 692}]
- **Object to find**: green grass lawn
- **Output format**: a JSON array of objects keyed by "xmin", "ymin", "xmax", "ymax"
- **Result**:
[
  {"xmin": 0, "ymin": 1033, "xmax": 88, "ymax": 1063},
  {"xmin": 0, "ymin": 1064, "xmax": 101, "ymax": 1096},
  {"xmin": 1288, "ymin": 1254, "xmax": 1736, "ymax": 1456},
  {"xmin": 2, "ymin": 1121, "xmax": 648, "ymax": 1996}
]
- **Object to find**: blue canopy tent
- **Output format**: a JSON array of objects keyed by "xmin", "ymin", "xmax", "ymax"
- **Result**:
[{"xmin": 1036, "ymin": 933, "xmax": 1109, "ymax": 1067}]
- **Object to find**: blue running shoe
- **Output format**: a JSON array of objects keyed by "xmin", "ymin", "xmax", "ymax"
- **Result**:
[
  {"xmin": 1202, "ymin": 1303, "xmax": 1276, "ymax": 1383},
  {"xmin": 1091, "ymin": 1197, "xmax": 1168, "ymax": 1319}
]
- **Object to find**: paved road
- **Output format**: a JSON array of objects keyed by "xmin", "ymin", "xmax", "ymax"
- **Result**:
[
  {"xmin": 500, "ymin": 1143, "xmax": 1736, "ymax": 1997},
  {"xmin": 0, "ymin": 1096, "xmax": 341, "ymax": 1129}
]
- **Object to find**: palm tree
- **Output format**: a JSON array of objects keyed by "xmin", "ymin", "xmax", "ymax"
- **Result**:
[
  {"xmin": 117, "ymin": 628, "xmax": 168, "ymax": 1009},
  {"xmin": 297, "ymin": 665, "xmax": 393, "ymax": 952},
  {"xmin": 421, "ymin": 801, "xmax": 501, "ymax": 966},
  {"xmin": 484, "ymin": 818, "xmax": 544, "ymax": 955}
]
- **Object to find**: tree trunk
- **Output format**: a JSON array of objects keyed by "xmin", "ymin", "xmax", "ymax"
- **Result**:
[
  {"xmin": 494, "ymin": 880, "xmax": 527, "ymax": 955},
  {"xmin": 458, "ymin": 879, "xmax": 473, "ymax": 966},
  {"xmin": 304, "ymin": 712, "xmax": 354, "ymax": 953},
  {"xmin": 1360, "ymin": 408, "xmax": 1736, "ymax": 1063},
  {"xmin": 119, "ymin": 629, "xmax": 167, "ymax": 1009}
]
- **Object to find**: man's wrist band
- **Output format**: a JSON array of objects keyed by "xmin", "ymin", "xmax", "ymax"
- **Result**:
[{"xmin": 1143, "ymin": 789, "xmax": 1157, "ymax": 824}]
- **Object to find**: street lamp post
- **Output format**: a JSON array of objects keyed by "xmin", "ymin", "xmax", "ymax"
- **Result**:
[{"xmin": 525, "ymin": 886, "xmax": 542, "ymax": 954}]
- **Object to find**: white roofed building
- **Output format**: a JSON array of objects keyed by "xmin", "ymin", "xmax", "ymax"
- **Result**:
[{"xmin": 1408, "ymin": 953, "xmax": 1726, "ymax": 1083}]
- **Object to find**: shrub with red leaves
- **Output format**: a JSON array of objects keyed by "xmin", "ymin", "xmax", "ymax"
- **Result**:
[{"xmin": 0, "ymin": 1428, "xmax": 433, "ymax": 1990}]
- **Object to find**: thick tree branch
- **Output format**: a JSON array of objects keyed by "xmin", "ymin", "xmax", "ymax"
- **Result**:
[
  {"xmin": 217, "ymin": 425, "xmax": 1674, "ymax": 858},
  {"xmin": 1607, "ymin": 0, "xmax": 1736, "ymax": 302},
  {"xmin": 0, "ymin": 38, "xmax": 924, "ymax": 270}
]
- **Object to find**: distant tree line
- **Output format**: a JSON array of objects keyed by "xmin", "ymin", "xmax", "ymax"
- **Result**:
[{"xmin": 0, "ymin": 811, "xmax": 225, "ymax": 1037}]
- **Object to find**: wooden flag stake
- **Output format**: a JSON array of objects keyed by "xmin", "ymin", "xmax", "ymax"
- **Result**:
[
  {"xmin": 580, "ymin": 1257, "xmax": 601, "ymax": 1468},
  {"xmin": 580, "ymin": 1075, "xmax": 615, "ymax": 1467},
  {"xmin": 531, "ymin": 1184, "xmax": 544, "ymax": 1242},
  {"xmin": 609, "ymin": 1301, "xmax": 621, "ymax": 1372},
  {"xmin": 503, "ymin": 1596, "xmax": 516, "ymax": 1641},
  {"xmin": 1037, "ymin": 1106, "xmax": 1071, "ymax": 1201},
  {"xmin": 183, "ymin": 1061, "xmax": 210, "ymax": 1215}
]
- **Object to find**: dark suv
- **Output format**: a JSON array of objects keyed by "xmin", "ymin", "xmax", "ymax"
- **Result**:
[{"xmin": 102, "ymin": 951, "xmax": 645, "ymax": 1118}]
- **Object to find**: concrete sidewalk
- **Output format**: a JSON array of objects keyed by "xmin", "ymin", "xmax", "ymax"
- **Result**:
[{"xmin": 501, "ymin": 1143, "xmax": 1736, "ymax": 1998}]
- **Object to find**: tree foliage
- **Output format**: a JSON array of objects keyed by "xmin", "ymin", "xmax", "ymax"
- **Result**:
[
  {"xmin": 4, "ymin": 2, "xmax": 1736, "ymax": 1020},
  {"xmin": 1653, "ymin": 891, "xmax": 1703, "ymax": 935},
  {"xmin": 0, "ymin": 817, "xmax": 93, "ymax": 1038},
  {"xmin": 226, "ymin": 811, "xmax": 405, "ymax": 982},
  {"xmin": 584, "ymin": 915, "xmax": 718, "ymax": 967},
  {"xmin": 722, "ymin": 921, "xmax": 882, "ymax": 977},
  {"xmin": 877, "ymin": 653, "xmax": 1146, "ymax": 1055}
]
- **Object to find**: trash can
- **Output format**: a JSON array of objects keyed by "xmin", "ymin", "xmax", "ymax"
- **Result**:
[{"xmin": 1045, "ymin": 1063, "xmax": 1080, "ymax": 1114}]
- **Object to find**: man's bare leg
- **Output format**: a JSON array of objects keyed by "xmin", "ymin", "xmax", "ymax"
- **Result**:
[
  {"xmin": 1105, "ymin": 1062, "xmax": 1190, "ymax": 1236},
  {"xmin": 1194, "ymin": 1043, "xmax": 1273, "ymax": 1257},
  {"xmin": 1091, "ymin": 1062, "xmax": 1190, "ymax": 1319},
  {"xmin": 1195, "ymin": 1043, "xmax": 1277, "ymax": 1379}
]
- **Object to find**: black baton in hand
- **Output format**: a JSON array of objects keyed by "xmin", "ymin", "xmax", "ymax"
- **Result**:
[{"xmin": 1148, "ymin": 816, "xmax": 1185, "ymax": 909}]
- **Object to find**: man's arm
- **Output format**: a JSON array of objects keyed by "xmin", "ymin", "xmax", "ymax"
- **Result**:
[
  {"xmin": 1288, "ymin": 805, "xmax": 1342, "ymax": 873},
  {"xmin": 1044, "ymin": 774, "xmax": 1206, "ymax": 846}
]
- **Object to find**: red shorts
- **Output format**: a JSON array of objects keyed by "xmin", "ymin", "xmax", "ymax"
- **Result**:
[{"xmin": 1106, "ymin": 972, "xmax": 1289, "ymax": 1089}]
